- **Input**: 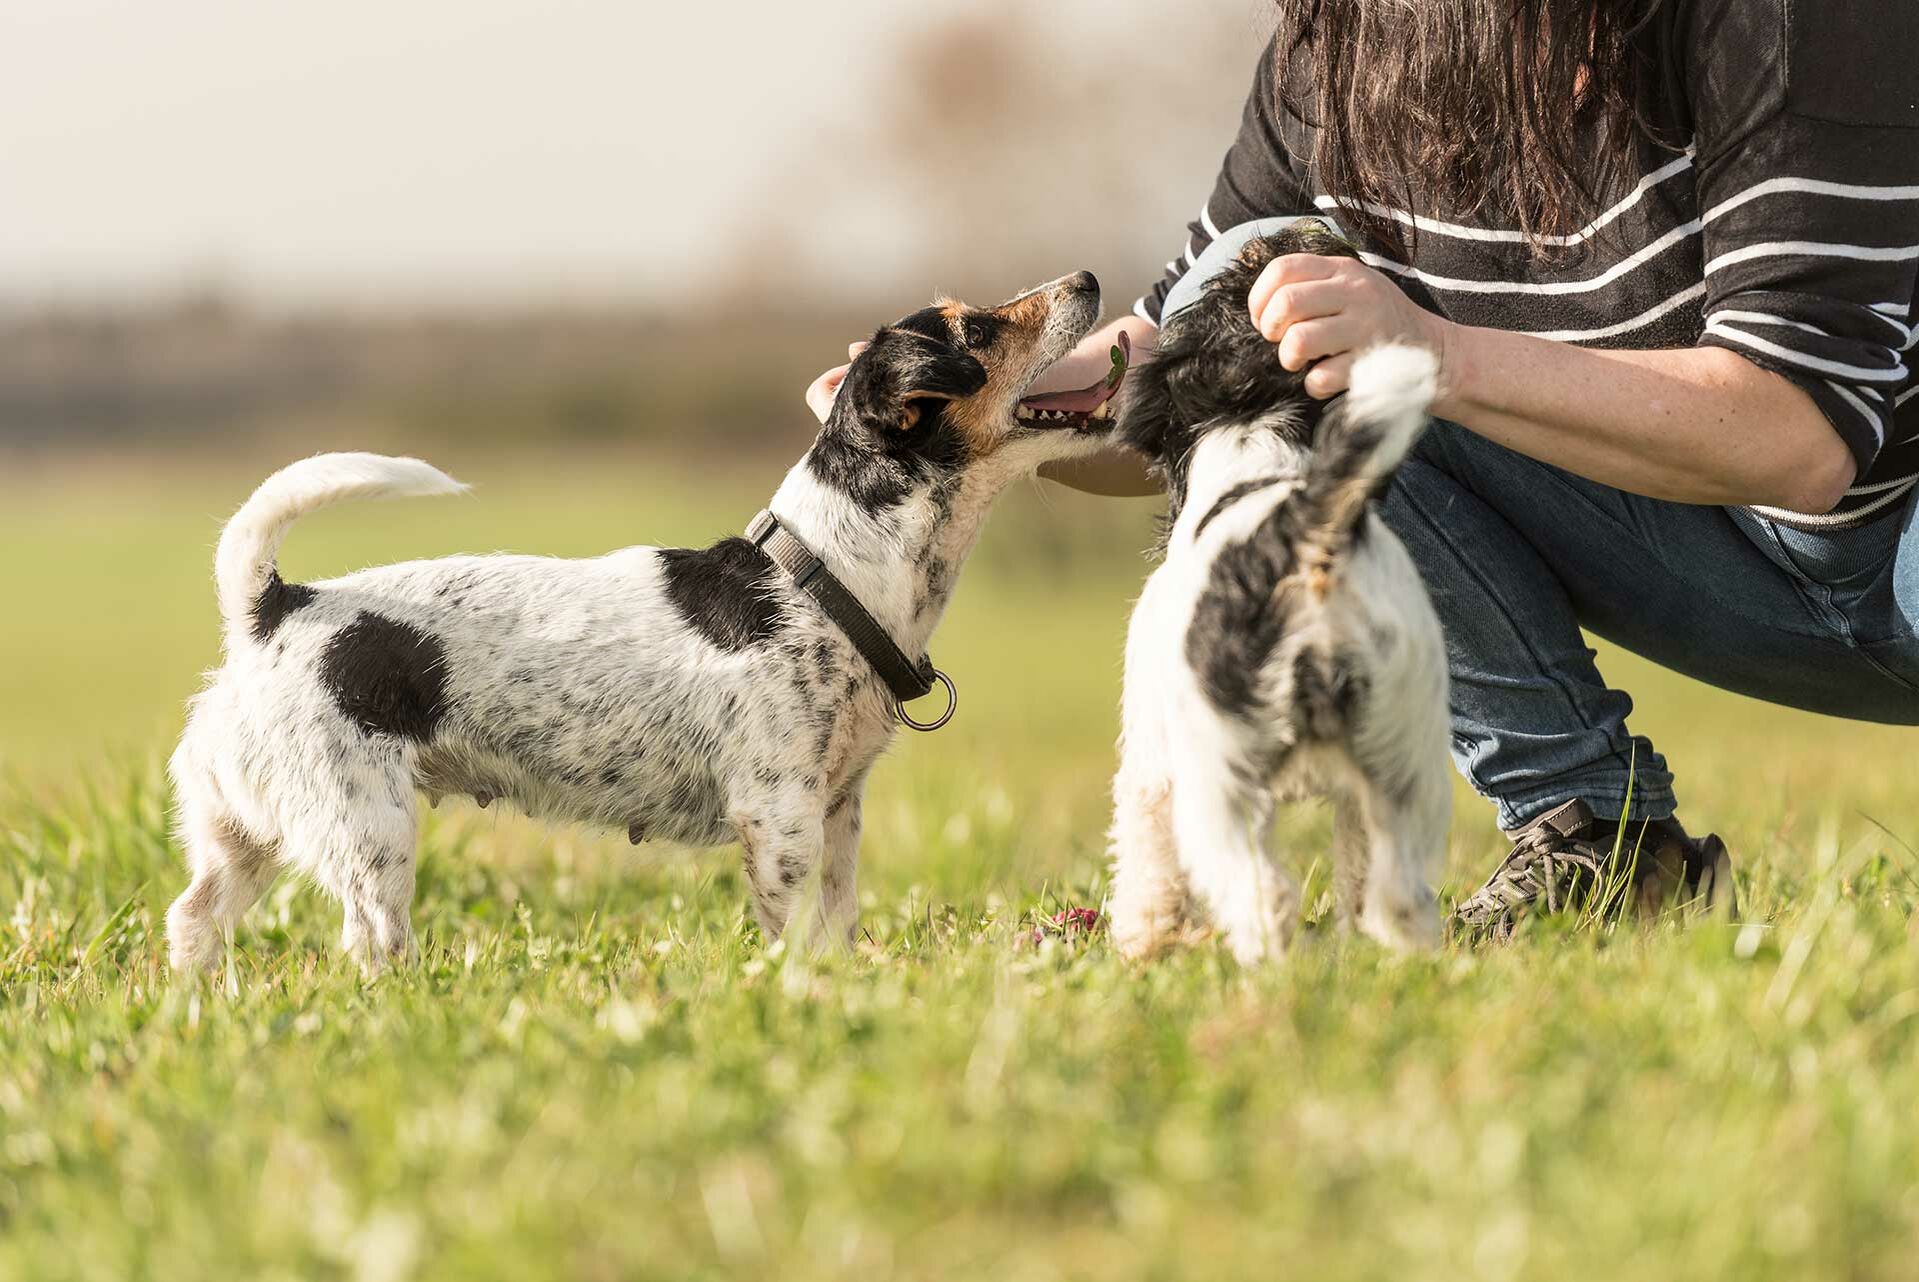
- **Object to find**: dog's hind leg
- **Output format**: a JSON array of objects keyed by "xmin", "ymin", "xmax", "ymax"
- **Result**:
[
  {"xmin": 1350, "ymin": 765, "xmax": 1448, "ymax": 953},
  {"xmin": 166, "ymin": 789, "xmax": 282, "ymax": 976},
  {"xmin": 334, "ymin": 844, "xmax": 419, "ymax": 974},
  {"xmin": 283, "ymin": 755, "xmax": 421, "ymax": 974},
  {"xmin": 1107, "ymin": 762, "xmax": 1185, "ymax": 959},
  {"xmin": 1171, "ymin": 771, "xmax": 1295, "ymax": 965},
  {"xmin": 1330, "ymin": 789, "xmax": 1370, "ymax": 936}
]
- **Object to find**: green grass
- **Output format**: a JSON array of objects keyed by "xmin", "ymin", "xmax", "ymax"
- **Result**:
[{"xmin": 4, "ymin": 455, "xmax": 1919, "ymax": 1280}]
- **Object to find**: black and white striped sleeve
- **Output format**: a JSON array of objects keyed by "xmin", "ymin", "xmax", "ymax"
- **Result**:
[
  {"xmin": 1688, "ymin": 0, "xmax": 1919, "ymax": 477},
  {"xmin": 1134, "ymin": 33, "xmax": 1311, "ymax": 326}
]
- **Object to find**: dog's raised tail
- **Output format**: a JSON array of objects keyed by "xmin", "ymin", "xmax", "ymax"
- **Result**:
[
  {"xmin": 1296, "ymin": 343, "xmax": 1437, "ymax": 572},
  {"xmin": 214, "ymin": 452, "xmax": 466, "ymax": 644}
]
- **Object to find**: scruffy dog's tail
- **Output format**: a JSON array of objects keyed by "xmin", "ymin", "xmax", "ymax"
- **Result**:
[
  {"xmin": 1281, "ymin": 344, "xmax": 1437, "ymax": 740},
  {"xmin": 1296, "ymin": 344, "xmax": 1437, "ymax": 569},
  {"xmin": 214, "ymin": 453, "xmax": 466, "ymax": 644}
]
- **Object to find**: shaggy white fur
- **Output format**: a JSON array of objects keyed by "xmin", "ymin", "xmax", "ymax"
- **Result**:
[
  {"xmin": 167, "ymin": 275, "xmax": 1114, "ymax": 974},
  {"xmin": 1107, "ymin": 345, "xmax": 1452, "ymax": 963}
]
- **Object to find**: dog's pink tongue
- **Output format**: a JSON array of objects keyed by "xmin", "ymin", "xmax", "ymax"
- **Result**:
[
  {"xmin": 1021, "ymin": 331, "xmax": 1130, "ymax": 412},
  {"xmin": 1019, "ymin": 382, "xmax": 1113, "ymax": 412}
]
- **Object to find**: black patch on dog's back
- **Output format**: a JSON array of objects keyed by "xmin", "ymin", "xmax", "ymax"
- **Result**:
[
  {"xmin": 658, "ymin": 537, "xmax": 787, "ymax": 651},
  {"xmin": 1187, "ymin": 513, "xmax": 1296, "ymax": 717},
  {"xmin": 252, "ymin": 572, "xmax": 317, "ymax": 641},
  {"xmin": 320, "ymin": 612, "xmax": 449, "ymax": 742},
  {"xmin": 1188, "ymin": 498, "xmax": 1369, "ymax": 738}
]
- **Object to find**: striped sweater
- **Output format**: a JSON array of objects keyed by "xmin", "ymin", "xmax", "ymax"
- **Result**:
[{"xmin": 1137, "ymin": 0, "xmax": 1919, "ymax": 528}]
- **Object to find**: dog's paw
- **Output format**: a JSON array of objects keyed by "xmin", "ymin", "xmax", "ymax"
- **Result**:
[
  {"xmin": 1359, "ymin": 897, "xmax": 1442, "ymax": 953},
  {"xmin": 1107, "ymin": 902, "xmax": 1179, "ymax": 960},
  {"xmin": 1219, "ymin": 915, "xmax": 1294, "ymax": 967}
]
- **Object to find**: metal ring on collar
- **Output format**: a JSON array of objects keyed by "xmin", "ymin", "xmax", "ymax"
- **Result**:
[{"xmin": 896, "ymin": 669, "xmax": 957, "ymax": 732}]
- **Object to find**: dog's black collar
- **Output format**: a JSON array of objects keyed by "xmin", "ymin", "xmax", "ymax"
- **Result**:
[{"xmin": 746, "ymin": 510, "xmax": 957, "ymax": 732}]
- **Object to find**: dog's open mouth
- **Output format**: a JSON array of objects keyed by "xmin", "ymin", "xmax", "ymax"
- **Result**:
[{"xmin": 1014, "ymin": 332, "xmax": 1130, "ymax": 430}]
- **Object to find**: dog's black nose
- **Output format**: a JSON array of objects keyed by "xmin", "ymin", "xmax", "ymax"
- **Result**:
[{"xmin": 1066, "ymin": 270, "xmax": 1099, "ymax": 294}]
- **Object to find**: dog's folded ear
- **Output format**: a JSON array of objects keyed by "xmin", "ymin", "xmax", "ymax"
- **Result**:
[
  {"xmin": 836, "ymin": 329, "xmax": 988, "ymax": 432},
  {"xmin": 1234, "ymin": 235, "xmax": 1287, "ymax": 274},
  {"xmin": 1235, "ymin": 221, "xmax": 1358, "ymax": 274}
]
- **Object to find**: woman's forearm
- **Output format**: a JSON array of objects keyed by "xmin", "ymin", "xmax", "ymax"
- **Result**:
[
  {"xmin": 1036, "ymin": 315, "xmax": 1162, "ymax": 496},
  {"xmin": 1247, "ymin": 252, "xmax": 1858, "ymax": 514},
  {"xmin": 1028, "ymin": 286, "xmax": 1859, "ymax": 512},
  {"xmin": 1435, "ymin": 324, "xmax": 1858, "ymax": 513}
]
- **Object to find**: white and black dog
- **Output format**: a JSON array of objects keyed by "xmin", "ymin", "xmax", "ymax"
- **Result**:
[
  {"xmin": 166, "ymin": 272, "xmax": 1124, "ymax": 974},
  {"xmin": 1106, "ymin": 225, "xmax": 1451, "ymax": 963}
]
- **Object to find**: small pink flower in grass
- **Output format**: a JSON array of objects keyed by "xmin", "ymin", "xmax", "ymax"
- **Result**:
[{"xmin": 1026, "ymin": 906, "xmax": 1104, "ymax": 947}]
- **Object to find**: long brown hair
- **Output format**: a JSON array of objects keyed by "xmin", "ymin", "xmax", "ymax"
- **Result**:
[{"xmin": 1275, "ymin": 0, "xmax": 1673, "ymax": 262}]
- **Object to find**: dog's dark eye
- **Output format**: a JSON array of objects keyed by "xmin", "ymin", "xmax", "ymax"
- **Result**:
[{"xmin": 962, "ymin": 318, "xmax": 993, "ymax": 349}]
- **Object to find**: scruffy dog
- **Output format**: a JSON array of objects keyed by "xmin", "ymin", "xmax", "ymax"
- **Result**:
[
  {"xmin": 1106, "ymin": 227, "xmax": 1450, "ymax": 964},
  {"xmin": 167, "ymin": 271, "xmax": 1123, "ymax": 974}
]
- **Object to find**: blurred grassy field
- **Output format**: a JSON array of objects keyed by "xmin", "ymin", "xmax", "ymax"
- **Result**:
[{"xmin": 4, "ymin": 452, "xmax": 1918, "ymax": 1281}]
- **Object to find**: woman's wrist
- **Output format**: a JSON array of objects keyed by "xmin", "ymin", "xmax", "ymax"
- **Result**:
[{"xmin": 1424, "ymin": 316, "xmax": 1476, "ymax": 423}]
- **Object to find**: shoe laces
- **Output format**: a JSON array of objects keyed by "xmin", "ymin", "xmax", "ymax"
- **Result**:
[{"xmin": 1453, "ymin": 823, "xmax": 1614, "ymax": 940}]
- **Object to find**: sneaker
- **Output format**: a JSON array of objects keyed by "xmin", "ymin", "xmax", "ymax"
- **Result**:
[{"xmin": 1452, "ymin": 798, "xmax": 1736, "ymax": 943}]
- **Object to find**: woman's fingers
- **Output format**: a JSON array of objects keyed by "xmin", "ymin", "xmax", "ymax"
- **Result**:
[
  {"xmin": 806, "ymin": 363, "xmax": 851, "ymax": 424},
  {"xmin": 1253, "ymin": 278, "xmax": 1349, "ymax": 343},
  {"xmin": 1247, "ymin": 253, "xmax": 1340, "ymax": 328},
  {"xmin": 805, "ymin": 341, "xmax": 871, "ymax": 423},
  {"xmin": 1248, "ymin": 253, "xmax": 1433, "ymax": 396},
  {"xmin": 1302, "ymin": 352, "xmax": 1356, "ymax": 400},
  {"xmin": 1277, "ymin": 317, "xmax": 1359, "ymax": 372}
]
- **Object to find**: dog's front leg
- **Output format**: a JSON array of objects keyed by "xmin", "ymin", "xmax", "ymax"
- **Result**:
[
  {"xmin": 817, "ymin": 777, "xmax": 867, "ymax": 947},
  {"xmin": 733, "ymin": 803, "xmax": 825, "ymax": 944},
  {"xmin": 1107, "ymin": 762, "xmax": 1185, "ymax": 960}
]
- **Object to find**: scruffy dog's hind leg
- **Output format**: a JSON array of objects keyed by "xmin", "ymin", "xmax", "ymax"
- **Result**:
[
  {"xmin": 1353, "ymin": 768, "xmax": 1449, "ymax": 952},
  {"xmin": 280, "ymin": 760, "xmax": 421, "ymax": 975},
  {"xmin": 1330, "ymin": 790, "xmax": 1371, "ymax": 936},
  {"xmin": 1171, "ymin": 774, "xmax": 1296, "ymax": 965},
  {"xmin": 336, "ymin": 855, "xmax": 419, "ymax": 974},
  {"xmin": 1107, "ymin": 765, "xmax": 1186, "ymax": 959},
  {"xmin": 166, "ymin": 784, "xmax": 282, "ymax": 976}
]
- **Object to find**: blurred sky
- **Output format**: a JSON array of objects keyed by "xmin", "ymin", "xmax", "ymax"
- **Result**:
[{"xmin": 3, "ymin": 1, "xmax": 1267, "ymax": 306}]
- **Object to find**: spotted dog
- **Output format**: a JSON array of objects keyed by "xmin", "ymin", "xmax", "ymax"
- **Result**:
[
  {"xmin": 166, "ymin": 272, "xmax": 1120, "ymax": 974},
  {"xmin": 1106, "ymin": 228, "xmax": 1450, "ymax": 964}
]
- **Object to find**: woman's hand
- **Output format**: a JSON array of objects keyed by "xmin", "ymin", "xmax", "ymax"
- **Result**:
[
  {"xmin": 804, "ymin": 341, "xmax": 868, "ymax": 424},
  {"xmin": 1248, "ymin": 254, "xmax": 1454, "ymax": 399}
]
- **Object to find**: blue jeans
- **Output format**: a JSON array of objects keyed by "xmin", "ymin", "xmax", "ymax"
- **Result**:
[
  {"xmin": 1381, "ymin": 420, "xmax": 1919, "ymax": 829},
  {"xmin": 1170, "ymin": 218, "xmax": 1919, "ymax": 830}
]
